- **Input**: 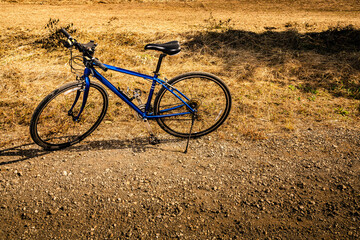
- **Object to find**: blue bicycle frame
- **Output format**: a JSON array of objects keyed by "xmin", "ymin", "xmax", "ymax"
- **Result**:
[{"xmin": 72, "ymin": 63, "xmax": 196, "ymax": 120}]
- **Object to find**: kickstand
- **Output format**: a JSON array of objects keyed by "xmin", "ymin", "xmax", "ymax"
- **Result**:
[
  {"xmin": 184, "ymin": 114, "xmax": 195, "ymax": 154},
  {"xmin": 143, "ymin": 119, "xmax": 160, "ymax": 145}
]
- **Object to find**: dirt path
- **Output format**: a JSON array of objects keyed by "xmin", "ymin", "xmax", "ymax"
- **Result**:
[
  {"xmin": 1, "ymin": 1, "xmax": 360, "ymax": 35},
  {"xmin": 1, "ymin": 126, "xmax": 359, "ymax": 239}
]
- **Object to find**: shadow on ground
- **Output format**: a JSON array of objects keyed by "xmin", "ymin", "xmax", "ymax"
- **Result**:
[
  {"xmin": 184, "ymin": 25, "xmax": 360, "ymax": 99},
  {"xmin": 0, "ymin": 137, "xmax": 183, "ymax": 166}
]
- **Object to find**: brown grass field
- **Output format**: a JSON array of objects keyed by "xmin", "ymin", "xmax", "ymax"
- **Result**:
[
  {"xmin": 1, "ymin": 0, "xmax": 360, "ymax": 146},
  {"xmin": 0, "ymin": 0, "xmax": 360, "ymax": 239}
]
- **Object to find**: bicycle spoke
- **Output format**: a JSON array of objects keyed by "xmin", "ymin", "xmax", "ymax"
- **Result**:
[
  {"xmin": 30, "ymin": 82, "xmax": 108, "ymax": 150},
  {"xmin": 155, "ymin": 72, "xmax": 231, "ymax": 138}
]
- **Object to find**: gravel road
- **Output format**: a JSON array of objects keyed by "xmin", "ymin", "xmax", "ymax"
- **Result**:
[{"xmin": 1, "ymin": 126, "xmax": 359, "ymax": 239}]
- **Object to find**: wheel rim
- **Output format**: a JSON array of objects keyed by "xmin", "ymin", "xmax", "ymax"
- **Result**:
[
  {"xmin": 34, "ymin": 83, "xmax": 107, "ymax": 147},
  {"xmin": 156, "ymin": 74, "xmax": 230, "ymax": 137}
]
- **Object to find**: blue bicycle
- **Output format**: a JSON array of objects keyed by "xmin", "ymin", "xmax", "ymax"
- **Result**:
[{"xmin": 30, "ymin": 29, "xmax": 231, "ymax": 151}]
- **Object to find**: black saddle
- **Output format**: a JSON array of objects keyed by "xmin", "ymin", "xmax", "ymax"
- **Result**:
[{"xmin": 144, "ymin": 41, "xmax": 181, "ymax": 55}]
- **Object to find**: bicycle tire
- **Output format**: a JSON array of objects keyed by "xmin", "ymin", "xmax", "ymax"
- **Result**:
[
  {"xmin": 154, "ymin": 72, "xmax": 231, "ymax": 138},
  {"xmin": 30, "ymin": 81, "xmax": 108, "ymax": 150}
]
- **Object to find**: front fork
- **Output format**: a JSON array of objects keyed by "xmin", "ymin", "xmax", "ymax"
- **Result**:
[{"xmin": 68, "ymin": 68, "xmax": 91, "ymax": 121}]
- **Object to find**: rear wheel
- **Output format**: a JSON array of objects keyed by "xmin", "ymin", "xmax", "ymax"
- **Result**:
[
  {"xmin": 154, "ymin": 72, "xmax": 231, "ymax": 138},
  {"xmin": 30, "ymin": 81, "xmax": 108, "ymax": 150}
]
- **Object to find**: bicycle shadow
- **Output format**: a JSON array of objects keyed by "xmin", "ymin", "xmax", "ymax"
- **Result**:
[
  {"xmin": 73, "ymin": 137, "xmax": 185, "ymax": 153},
  {"xmin": 0, "ymin": 143, "xmax": 49, "ymax": 166},
  {"xmin": 0, "ymin": 137, "xmax": 184, "ymax": 166}
]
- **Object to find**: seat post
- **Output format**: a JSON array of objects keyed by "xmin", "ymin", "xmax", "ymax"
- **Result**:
[{"xmin": 154, "ymin": 53, "xmax": 167, "ymax": 77}]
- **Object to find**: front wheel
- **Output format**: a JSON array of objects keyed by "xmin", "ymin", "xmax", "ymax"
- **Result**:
[
  {"xmin": 154, "ymin": 72, "xmax": 231, "ymax": 138},
  {"xmin": 30, "ymin": 81, "xmax": 108, "ymax": 150}
]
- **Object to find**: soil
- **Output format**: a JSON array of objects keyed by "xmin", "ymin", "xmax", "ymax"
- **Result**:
[{"xmin": 1, "ymin": 124, "xmax": 359, "ymax": 239}]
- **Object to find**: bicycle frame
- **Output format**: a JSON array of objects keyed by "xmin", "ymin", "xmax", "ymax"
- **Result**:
[{"xmin": 72, "ymin": 63, "xmax": 196, "ymax": 120}]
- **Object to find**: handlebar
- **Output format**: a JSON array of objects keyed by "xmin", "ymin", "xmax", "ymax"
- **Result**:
[
  {"xmin": 60, "ymin": 28, "xmax": 108, "ymax": 72},
  {"xmin": 60, "ymin": 28, "xmax": 72, "ymax": 39}
]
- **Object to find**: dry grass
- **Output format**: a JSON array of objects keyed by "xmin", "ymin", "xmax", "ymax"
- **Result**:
[{"xmin": 1, "ymin": 0, "xmax": 360, "ymax": 147}]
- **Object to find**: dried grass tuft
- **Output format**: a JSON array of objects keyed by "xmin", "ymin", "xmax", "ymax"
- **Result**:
[{"xmin": 1, "ymin": 2, "xmax": 360, "ymax": 147}]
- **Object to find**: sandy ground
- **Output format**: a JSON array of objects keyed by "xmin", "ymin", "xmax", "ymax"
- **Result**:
[{"xmin": 1, "ymin": 125, "xmax": 360, "ymax": 239}]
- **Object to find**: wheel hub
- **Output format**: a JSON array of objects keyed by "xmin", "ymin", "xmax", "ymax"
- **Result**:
[
  {"xmin": 187, "ymin": 99, "xmax": 201, "ymax": 110},
  {"xmin": 187, "ymin": 99, "xmax": 202, "ymax": 120}
]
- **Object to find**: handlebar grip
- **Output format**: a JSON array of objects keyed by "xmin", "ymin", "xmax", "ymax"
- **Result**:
[
  {"xmin": 93, "ymin": 58, "xmax": 108, "ymax": 72},
  {"xmin": 60, "ymin": 28, "xmax": 72, "ymax": 39}
]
